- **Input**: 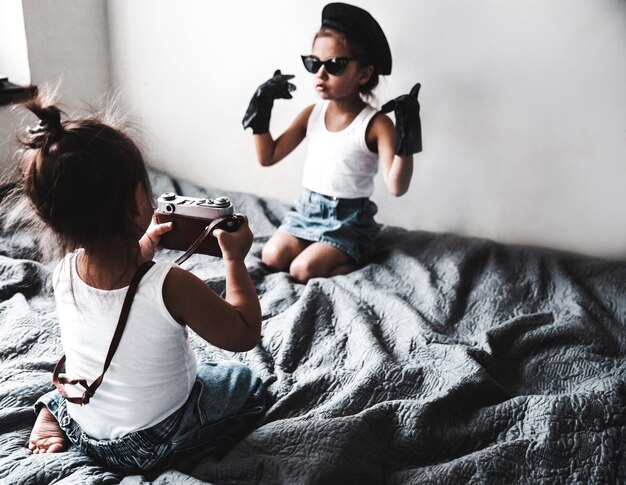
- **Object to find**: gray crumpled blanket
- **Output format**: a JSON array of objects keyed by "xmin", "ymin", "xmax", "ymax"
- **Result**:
[{"xmin": 1, "ymin": 170, "xmax": 625, "ymax": 484}]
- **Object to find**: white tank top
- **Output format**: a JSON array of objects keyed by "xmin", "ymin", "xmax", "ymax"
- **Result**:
[
  {"xmin": 302, "ymin": 101, "xmax": 379, "ymax": 199},
  {"xmin": 53, "ymin": 251, "xmax": 197, "ymax": 439}
]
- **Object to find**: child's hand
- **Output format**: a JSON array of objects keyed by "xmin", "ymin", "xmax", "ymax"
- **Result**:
[
  {"xmin": 213, "ymin": 215, "xmax": 253, "ymax": 262},
  {"xmin": 139, "ymin": 215, "xmax": 173, "ymax": 260},
  {"xmin": 381, "ymin": 83, "xmax": 422, "ymax": 155},
  {"xmin": 242, "ymin": 70, "xmax": 296, "ymax": 134}
]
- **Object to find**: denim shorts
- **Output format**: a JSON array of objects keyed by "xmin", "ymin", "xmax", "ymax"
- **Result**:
[
  {"xmin": 278, "ymin": 189, "xmax": 381, "ymax": 263},
  {"xmin": 35, "ymin": 361, "xmax": 266, "ymax": 473}
]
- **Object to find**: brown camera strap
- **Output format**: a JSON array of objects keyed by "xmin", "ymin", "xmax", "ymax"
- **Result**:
[
  {"xmin": 52, "ymin": 260, "xmax": 156, "ymax": 405},
  {"xmin": 173, "ymin": 216, "xmax": 233, "ymax": 266}
]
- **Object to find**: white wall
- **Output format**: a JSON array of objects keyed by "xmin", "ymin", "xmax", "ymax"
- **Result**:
[
  {"xmin": 0, "ymin": 0, "xmax": 111, "ymax": 182},
  {"xmin": 4, "ymin": 1, "xmax": 625, "ymax": 258},
  {"xmin": 106, "ymin": 0, "xmax": 626, "ymax": 258},
  {"xmin": 21, "ymin": 0, "xmax": 111, "ymax": 106},
  {"xmin": 0, "ymin": 0, "xmax": 30, "ymax": 85},
  {"xmin": 0, "ymin": 0, "xmax": 30, "ymax": 183}
]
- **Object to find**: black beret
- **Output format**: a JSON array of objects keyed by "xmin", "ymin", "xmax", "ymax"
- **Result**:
[{"xmin": 321, "ymin": 2, "xmax": 392, "ymax": 75}]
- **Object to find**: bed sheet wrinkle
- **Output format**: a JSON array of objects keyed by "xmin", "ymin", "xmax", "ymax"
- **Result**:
[
  {"xmin": 0, "ymin": 256, "xmax": 46, "ymax": 301},
  {"xmin": 1, "ymin": 170, "xmax": 626, "ymax": 484}
]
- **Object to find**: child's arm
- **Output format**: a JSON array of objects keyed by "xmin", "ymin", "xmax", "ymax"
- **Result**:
[
  {"xmin": 242, "ymin": 70, "xmax": 313, "ymax": 166},
  {"xmin": 375, "ymin": 82, "xmax": 423, "ymax": 197},
  {"xmin": 254, "ymin": 105, "xmax": 314, "ymax": 166},
  {"xmin": 162, "ymin": 217, "xmax": 262, "ymax": 352},
  {"xmin": 369, "ymin": 115, "xmax": 414, "ymax": 197}
]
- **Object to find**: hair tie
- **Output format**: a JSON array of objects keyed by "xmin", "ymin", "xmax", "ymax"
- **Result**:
[{"xmin": 27, "ymin": 120, "xmax": 50, "ymax": 135}]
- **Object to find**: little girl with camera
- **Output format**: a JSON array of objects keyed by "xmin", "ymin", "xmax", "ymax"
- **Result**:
[
  {"xmin": 21, "ymin": 93, "xmax": 265, "ymax": 472},
  {"xmin": 243, "ymin": 2, "xmax": 422, "ymax": 283}
]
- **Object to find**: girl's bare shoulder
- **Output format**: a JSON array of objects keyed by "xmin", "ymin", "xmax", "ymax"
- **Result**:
[
  {"xmin": 370, "ymin": 110, "xmax": 394, "ymax": 132},
  {"xmin": 366, "ymin": 111, "xmax": 394, "ymax": 149},
  {"xmin": 295, "ymin": 103, "xmax": 316, "ymax": 125}
]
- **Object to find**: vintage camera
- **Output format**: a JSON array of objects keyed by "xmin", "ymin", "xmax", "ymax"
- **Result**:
[{"xmin": 154, "ymin": 192, "xmax": 243, "ymax": 257}]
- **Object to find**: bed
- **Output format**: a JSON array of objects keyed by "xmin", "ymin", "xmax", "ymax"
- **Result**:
[{"xmin": 1, "ymin": 169, "xmax": 625, "ymax": 484}]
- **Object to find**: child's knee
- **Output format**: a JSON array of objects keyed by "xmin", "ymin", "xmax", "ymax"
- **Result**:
[
  {"xmin": 261, "ymin": 242, "xmax": 289, "ymax": 271},
  {"xmin": 289, "ymin": 257, "xmax": 319, "ymax": 283}
]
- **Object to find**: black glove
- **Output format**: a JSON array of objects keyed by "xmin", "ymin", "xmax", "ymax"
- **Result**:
[
  {"xmin": 381, "ymin": 83, "xmax": 422, "ymax": 155},
  {"xmin": 242, "ymin": 70, "xmax": 296, "ymax": 134}
]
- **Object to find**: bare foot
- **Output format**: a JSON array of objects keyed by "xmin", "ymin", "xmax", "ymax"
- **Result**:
[{"xmin": 28, "ymin": 407, "xmax": 66, "ymax": 454}]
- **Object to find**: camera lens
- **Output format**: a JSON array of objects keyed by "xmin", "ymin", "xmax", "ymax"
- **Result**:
[{"xmin": 164, "ymin": 203, "xmax": 175, "ymax": 213}]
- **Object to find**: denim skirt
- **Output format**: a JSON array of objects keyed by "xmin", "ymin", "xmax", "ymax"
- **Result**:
[
  {"xmin": 35, "ymin": 361, "xmax": 266, "ymax": 473},
  {"xmin": 279, "ymin": 189, "xmax": 381, "ymax": 263}
]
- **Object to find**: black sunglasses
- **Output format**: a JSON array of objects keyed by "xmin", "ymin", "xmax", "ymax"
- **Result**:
[{"xmin": 301, "ymin": 55, "xmax": 368, "ymax": 76}]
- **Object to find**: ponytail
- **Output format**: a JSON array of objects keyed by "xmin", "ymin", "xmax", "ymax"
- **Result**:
[{"xmin": 21, "ymin": 97, "xmax": 65, "ymax": 149}]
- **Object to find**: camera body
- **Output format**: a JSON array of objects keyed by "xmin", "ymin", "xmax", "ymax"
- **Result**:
[{"xmin": 154, "ymin": 192, "xmax": 242, "ymax": 257}]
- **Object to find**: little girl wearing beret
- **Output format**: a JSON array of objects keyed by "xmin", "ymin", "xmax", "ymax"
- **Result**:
[{"xmin": 243, "ymin": 2, "xmax": 422, "ymax": 283}]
